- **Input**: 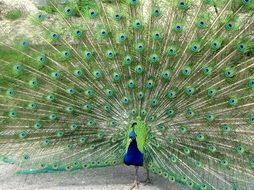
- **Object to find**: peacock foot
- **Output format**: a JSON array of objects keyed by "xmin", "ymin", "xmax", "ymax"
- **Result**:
[
  {"xmin": 129, "ymin": 179, "xmax": 140, "ymax": 190},
  {"xmin": 141, "ymin": 177, "xmax": 153, "ymax": 186}
]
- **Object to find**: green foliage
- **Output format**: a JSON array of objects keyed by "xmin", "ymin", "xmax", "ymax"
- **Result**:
[{"xmin": 4, "ymin": 9, "xmax": 23, "ymax": 20}]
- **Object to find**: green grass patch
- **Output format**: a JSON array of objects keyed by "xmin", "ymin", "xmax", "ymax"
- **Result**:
[{"xmin": 4, "ymin": 9, "xmax": 23, "ymax": 20}]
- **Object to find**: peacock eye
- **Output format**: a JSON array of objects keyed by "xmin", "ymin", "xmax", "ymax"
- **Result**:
[
  {"xmin": 114, "ymin": 13, "xmax": 121, "ymax": 21},
  {"xmin": 199, "ymin": 21, "xmax": 204, "ymax": 26},
  {"xmin": 130, "ymin": 0, "xmax": 138, "ymax": 5},
  {"xmin": 243, "ymin": 0, "xmax": 250, "ymax": 4}
]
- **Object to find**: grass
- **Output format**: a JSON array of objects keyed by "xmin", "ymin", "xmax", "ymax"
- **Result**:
[{"xmin": 4, "ymin": 9, "xmax": 23, "ymax": 20}]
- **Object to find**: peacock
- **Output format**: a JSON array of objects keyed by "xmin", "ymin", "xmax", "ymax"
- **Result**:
[{"xmin": 0, "ymin": 0, "xmax": 254, "ymax": 189}]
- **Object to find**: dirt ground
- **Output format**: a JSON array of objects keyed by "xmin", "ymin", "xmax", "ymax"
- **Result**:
[{"xmin": 0, "ymin": 165, "xmax": 187, "ymax": 190}]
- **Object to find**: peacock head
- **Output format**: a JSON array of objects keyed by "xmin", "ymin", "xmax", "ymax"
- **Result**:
[
  {"xmin": 131, "ymin": 122, "xmax": 137, "ymax": 130},
  {"xmin": 129, "ymin": 122, "xmax": 137, "ymax": 139}
]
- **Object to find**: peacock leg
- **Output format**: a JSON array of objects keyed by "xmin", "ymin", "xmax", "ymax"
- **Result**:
[
  {"xmin": 141, "ymin": 169, "xmax": 153, "ymax": 185},
  {"xmin": 130, "ymin": 166, "xmax": 140, "ymax": 190}
]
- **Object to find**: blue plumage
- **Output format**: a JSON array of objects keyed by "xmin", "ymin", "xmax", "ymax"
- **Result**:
[
  {"xmin": 124, "ymin": 131, "xmax": 144, "ymax": 166},
  {"xmin": 129, "ymin": 130, "xmax": 137, "ymax": 139}
]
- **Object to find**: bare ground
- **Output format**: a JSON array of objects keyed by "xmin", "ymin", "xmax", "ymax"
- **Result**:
[{"xmin": 0, "ymin": 165, "xmax": 187, "ymax": 190}]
